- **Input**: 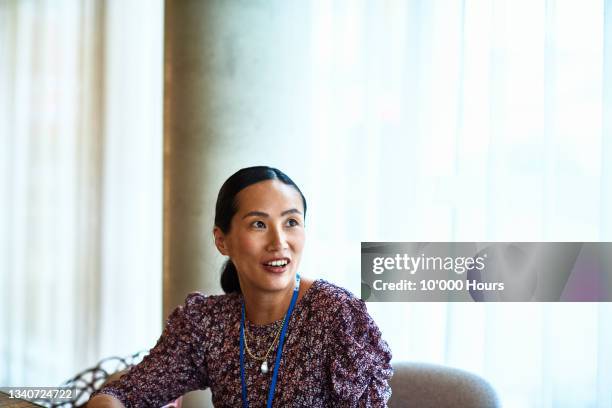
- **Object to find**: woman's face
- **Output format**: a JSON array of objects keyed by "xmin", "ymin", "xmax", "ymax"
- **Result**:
[{"xmin": 214, "ymin": 179, "xmax": 306, "ymax": 294}]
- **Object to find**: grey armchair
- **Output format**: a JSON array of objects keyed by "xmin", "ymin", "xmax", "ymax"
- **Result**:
[{"xmin": 388, "ymin": 362, "xmax": 500, "ymax": 408}]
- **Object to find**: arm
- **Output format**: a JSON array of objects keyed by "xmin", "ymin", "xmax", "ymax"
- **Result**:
[
  {"xmin": 327, "ymin": 295, "xmax": 393, "ymax": 407},
  {"xmin": 357, "ymin": 373, "xmax": 393, "ymax": 407},
  {"xmin": 89, "ymin": 293, "xmax": 210, "ymax": 407}
]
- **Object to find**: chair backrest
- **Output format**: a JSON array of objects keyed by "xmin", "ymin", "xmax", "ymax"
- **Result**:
[
  {"xmin": 34, "ymin": 351, "xmax": 148, "ymax": 407},
  {"xmin": 388, "ymin": 362, "xmax": 500, "ymax": 408}
]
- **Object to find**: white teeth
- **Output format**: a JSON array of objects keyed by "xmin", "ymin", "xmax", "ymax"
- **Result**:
[{"xmin": 266, "ymin": 259, "xmax": 288, "ymax": 267}]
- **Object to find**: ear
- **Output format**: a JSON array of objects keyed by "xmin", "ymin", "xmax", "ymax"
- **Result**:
[{"xmin": 213, "ymin": 227, "xmax": 230, "ymax": 256}]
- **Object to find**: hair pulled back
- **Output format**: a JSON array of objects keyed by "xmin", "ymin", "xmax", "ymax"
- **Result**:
[{"xmin": 215, "ymin": 166, "xmax": 307, "ymax": 294}]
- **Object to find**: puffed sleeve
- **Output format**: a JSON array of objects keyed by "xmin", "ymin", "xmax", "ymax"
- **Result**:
[
  {"xmin": 91, "ymin": 293, "xmax": 210, "ymax": 407},
  {"xmin": 327, "ymin": 295, "xmax": 393, "ymax": 407}
]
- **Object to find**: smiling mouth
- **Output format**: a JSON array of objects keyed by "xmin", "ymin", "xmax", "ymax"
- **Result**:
[
  {"xmin": 262, "ymin": 258, "xmax": 291, "ymax": 273},
  {"xmin": 263, "ymin": 258, "xmax": 290, "ymax": 267}
]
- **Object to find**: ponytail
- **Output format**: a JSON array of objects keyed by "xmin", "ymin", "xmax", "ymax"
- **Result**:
[{"xmin": 220, "ymin": 259, "xmax": 241, "ymax": 293}]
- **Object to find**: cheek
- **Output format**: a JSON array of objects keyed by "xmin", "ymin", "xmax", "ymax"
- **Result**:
[
  {"xmin": 291, "ymin": 231, "xmax": 306, "ymax": 253},
  {"xmin": 235, "ymin": 234, "xmax": 263, "ymax": 257}
]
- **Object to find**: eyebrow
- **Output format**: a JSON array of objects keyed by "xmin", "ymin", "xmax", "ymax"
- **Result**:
[{"xmin": 242, "ymin": 209, "xmax": 303, "ymax": 219}]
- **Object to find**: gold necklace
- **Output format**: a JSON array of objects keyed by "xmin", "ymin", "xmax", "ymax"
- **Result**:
[{"xmin": 243, "ymin": 315, "xmax": 286, "ymax": 374}]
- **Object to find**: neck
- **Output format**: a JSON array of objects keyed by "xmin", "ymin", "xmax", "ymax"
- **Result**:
[{"xmin": 242, "ymin": 281, "xmax": 296, "ymax": 325}]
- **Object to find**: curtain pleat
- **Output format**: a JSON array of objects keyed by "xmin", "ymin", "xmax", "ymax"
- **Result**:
[
  {"xmin": 0, "ymin": 0, "xmax": 162, "ymax": 386},
  {"xmin": 1, "ymin": 0, "xmax": 611, "ymax": 406}
]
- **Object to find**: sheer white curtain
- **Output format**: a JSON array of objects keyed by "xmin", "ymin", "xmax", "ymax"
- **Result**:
[
  {"xmin": 0, "ymin": 0, "xmax": 163, "ymax": 386},
  {"xmin": 299, "ymin": 1, "xmax": 612, "ymax": 407},
  {"xmin": 3, "ymin": 0, "xmax": 612, "ymax": 406}
]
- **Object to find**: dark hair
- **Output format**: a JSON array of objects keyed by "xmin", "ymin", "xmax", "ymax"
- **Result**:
[{"xmin": 215, "ymin": 166, "xmax": 307, "ymax": 294}]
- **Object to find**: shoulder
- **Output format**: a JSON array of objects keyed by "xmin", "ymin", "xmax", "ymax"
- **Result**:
[
  {"xmin": 309, "ymin": 279, "xmax": 368, "ymax": 318},
  {"xmin": 304, "ymin": 279, "xmax": 379, "ymax": 339},
  {"xmin": 166, "ymin": 291, "xmax": 240, "ymax": 329},
  {"xmin": 181, "ymin": 291, "xmax": 238, "ymax": 311}
]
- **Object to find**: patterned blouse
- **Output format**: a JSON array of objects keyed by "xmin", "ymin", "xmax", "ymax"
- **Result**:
[{"xmin": 92, "ymin": 279, "xmax": 393, "ymax": 407}]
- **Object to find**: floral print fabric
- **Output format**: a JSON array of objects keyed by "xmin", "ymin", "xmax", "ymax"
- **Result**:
[{"xmin": 92, "ymin": 279, "xmax": 393, "ymax": 407}]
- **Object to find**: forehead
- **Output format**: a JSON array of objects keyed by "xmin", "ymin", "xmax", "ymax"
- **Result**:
[{"xmin": 235, "ymin": 180, "xmax": 303, "ymax": 214}]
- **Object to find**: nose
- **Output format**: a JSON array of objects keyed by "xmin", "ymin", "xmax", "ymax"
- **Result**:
[{"xmin": 266, "ymin": 225, "xmax": 288, "ymax": 251}]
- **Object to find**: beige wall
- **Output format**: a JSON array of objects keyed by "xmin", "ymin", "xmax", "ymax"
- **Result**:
[{"xmin": 163, "ymin": 1, "xmax": 312, "ymax": 406}]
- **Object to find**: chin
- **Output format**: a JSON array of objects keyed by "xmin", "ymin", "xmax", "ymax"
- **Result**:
[{"xmin": 261, "ymin": 270, "xmax": 294, "ymax": 290}]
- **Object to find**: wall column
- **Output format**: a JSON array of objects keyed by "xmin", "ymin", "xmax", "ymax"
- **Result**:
[{"xmin": 163, "ymin": 1, "xmax": 311, "ymax": 405}]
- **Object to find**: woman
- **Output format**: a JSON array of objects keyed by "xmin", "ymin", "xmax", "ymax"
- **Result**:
[{"xmin": 89, "ymin": 166, "xmax": 393, "ymax": 407}]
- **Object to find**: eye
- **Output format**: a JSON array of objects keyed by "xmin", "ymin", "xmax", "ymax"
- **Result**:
[
  {"xmin": 251, "ymin": 220, "xmax": 266, "ymax": 229},
  {"xmin": 286, "ymin": 218, "xmax": 300, "ymax": 227}
]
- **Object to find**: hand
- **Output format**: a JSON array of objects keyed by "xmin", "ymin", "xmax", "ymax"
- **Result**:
[{"xmin": 87, "ymin": 394, "xmax": 126, "ymax": 408}]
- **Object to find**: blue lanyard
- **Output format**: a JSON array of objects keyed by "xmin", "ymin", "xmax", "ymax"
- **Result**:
[{"xmin": 240, "ymin": 274, "xmax": 301, "ymax": 408}]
